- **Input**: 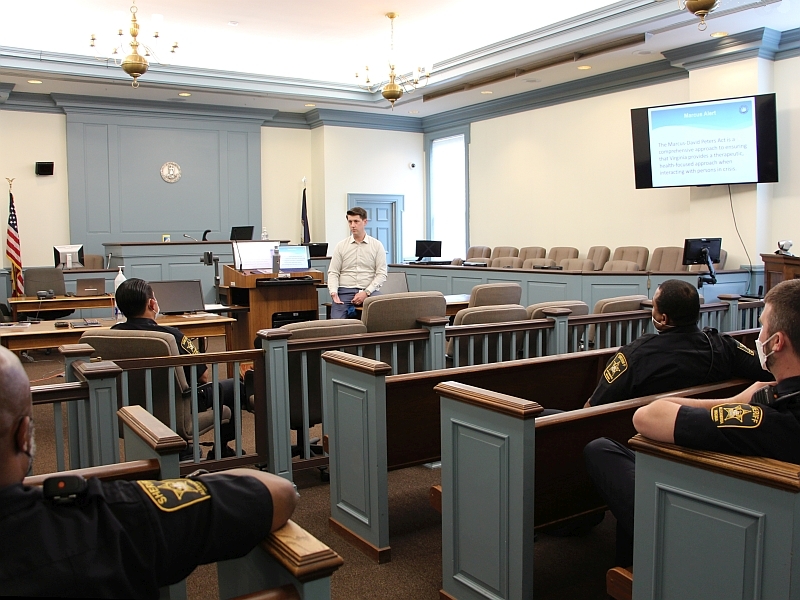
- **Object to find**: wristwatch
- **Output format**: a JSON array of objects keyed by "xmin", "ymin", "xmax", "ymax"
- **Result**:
[{"xmin": 363, "ymin": 289, "xmax": 371, "ymax": 296}]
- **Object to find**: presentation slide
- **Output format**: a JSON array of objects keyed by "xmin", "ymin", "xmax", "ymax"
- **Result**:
[
  {"xmin": 648, "ymin": 97, "xmax": 757, "ymax": 187},
  {"xmin": 235, "ymin": 241, "xmax": 278, "ymax": 270}
]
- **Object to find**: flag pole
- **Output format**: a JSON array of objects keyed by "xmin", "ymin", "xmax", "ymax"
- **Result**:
[{"xmin": 5, "ymin": 178, "xmax": 13, "ymax": 191}]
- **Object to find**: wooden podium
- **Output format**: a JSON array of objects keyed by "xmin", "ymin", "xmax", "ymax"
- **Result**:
[
  {"xmin": 224, "ymin": 266, "xmax": 323, "ymax": 350},
  {"xmin": 761, "ymin": 253, "xmax": 800, "ymax": 293}
]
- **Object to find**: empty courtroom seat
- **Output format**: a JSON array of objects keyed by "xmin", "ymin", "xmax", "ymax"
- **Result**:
[
  {"xmin": 452, "ymin": 245, "xmax": 492, "ymax": 265},
  {"xmin": 523, "ymin": 258, "xmax": 557, "ymax": 269},
  {"xmin": 380, "ymin": 271, "xmax": 409, "ymax": 294},
  {"xmin": 548, "ymin": 247, "xmax": 579, "ymax": 263},
  {"xmin": 280, "ymin": 319, "xmax": 367, "ymax": 458},
  {"xmin": 589, "ymin": 294, "xmax": 649, "ymax": 347},
  {"xmin": 24, "ymin": 267, "xmax": 73, "ymax": 320},
  {"xmin": 560, "ymin": 258, "xmax": 595, "ymax": 272},
  {"xmin": 689, "ymin": 248, "xmax": 728, "ymax": 271},
  {"xmin": 491, "ymin": 257, "xmax": 523, "ymax": 268},
  {"xmin": 649, "ymin": 246, "xmax": 687, "ymax": 272},
  {"xmin": 586, "ymin": 246, "xmax": 611, "ymax": 270},
  {"xmin": 518, "ymin": 246, "xmax": 546, "ymax": 262},
  {"xmin": 526, "ymin": 300, "xmax": 589, "ymax": 320},
  {"xmin": 468, "ymin": 283, "xmax": 522, "ymax": 308},
  {"xmin": 83, "ymin": 254, "xmax": 105, "ymax": 269},
  {"xmin": 602, "ymin": 260, "xmax": 641, "ymax": 272},
  {"xmin": 490, "ymin": 246, "xmax": 519, "ymax": 260},
  {"xmin": 447, "ymin": 304, "xmax": 528, "ymax": 364},
  {"xmin": 612, "ymin": 246, "xmax": 649, "ymax": 270}
]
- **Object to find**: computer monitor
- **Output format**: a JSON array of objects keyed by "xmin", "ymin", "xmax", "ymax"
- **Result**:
[
  {"xmin": 682, "ymin": 238, "xmax": 722, "ymax": 266},
  {"xmin": 415, "ymin": 240, "xmax": 442, "ymax": 261},
  {"xmin": 233, "ymin": 240, "xmax": 279, "ymax": 270},
  {"xmin": 54, "ymin": 244, "xmax": 84, "ymax": 269},
  {"xmin": 307, "ymin": 242, "xmax": 328, "ymax": 258},
  {"xmin": 278, "ymin": 245, "xmax": 311, "ymax": 272},
  {"xmin": 230, "ymin": 226, "xmax": 255, "ymax": 241},
  {"xmin": 148, "ymin": 280, "xmax": 205, "ymax": 315}
]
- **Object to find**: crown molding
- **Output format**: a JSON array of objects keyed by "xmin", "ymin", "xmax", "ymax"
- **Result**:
[
  {"xmin": 663, "ymin": 27, "xmax": 782, "ymax": 70},
  {"xmin": 0, "ymin": 82, "xmax": 14, "ymax": 103},
  {"xmin": 2, "ymin": 91, "xmax": 62, "ymax": 114},
  {"xmin": 421, "ymin": 59, "xmax": 687, "ymax": 133}
]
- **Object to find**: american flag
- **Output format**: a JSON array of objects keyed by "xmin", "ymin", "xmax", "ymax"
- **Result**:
[{"xmin": 6, "ymin": 191, "xmax": 23, "ymax": 296}]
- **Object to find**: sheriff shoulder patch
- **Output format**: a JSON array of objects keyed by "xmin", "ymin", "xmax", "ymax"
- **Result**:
[
  {"xmin": 603, "ymin": 353, "xmax": 628, "ymax": 384},
  {"xmin": 137, "ymin": 479, "xmax": 210, "ymax": 512},
  {"xmin": 710, "ymin": 403, "xmax": 763, "ymax": 428},
  {"xmin": 181, "ymin": 336, "xmax": 199, "ymax": 354},
  {"xmin": 735, "ymin": 340, "xmax": 755, "ymax": 356}
]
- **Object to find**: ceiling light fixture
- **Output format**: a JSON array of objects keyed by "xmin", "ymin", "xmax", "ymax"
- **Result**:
[
  {"xmin": 228, "ymin": 21, "xmax": 239, "ymax": 26},
  {"xmin": 356, "ymin": 13, "xmax": 431, "ymax": 109},
  {"xmin": 304, "ymin": 103, "xmax": 316, "ymax": 107},
  {"xmin": 710, "ymin": 31, "xmax": 728, "ymax": 38},
  {"xmin": 27, "ymin": 80, "xmax": 42, "ymax": 84},
  {"xmin": 481, "ymin": 90, "xmax": 493, "ymax": 94},
  {"xmin": 408, "ymin": 110, "xmax": 419, "ymax": 114},
  {"xmin": 577, "ymin": 65, "xmax": 592, "ymax": 70},
  {"xmin": 679, "ymin": 0, "xmax": 719, "ymax": 31},
  {"xmin": 178, "ymin": 92, "xmax": 191, "ymax": 97},
  {"xmin": 90, "ymin": 0, "xmax": 178, "ymax": 88}
]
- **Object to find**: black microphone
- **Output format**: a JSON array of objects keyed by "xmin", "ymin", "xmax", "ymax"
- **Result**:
[
  {"xmin": 233, "ymin": 238, "xmax": 243, "ymax": 272},
  {"xmin": 183, "ymin": 234, "xmax": 199, "ymax": 242},
  {"xmin": 202, "ymin": 229, "xmax": 211, "ymax": 241}
]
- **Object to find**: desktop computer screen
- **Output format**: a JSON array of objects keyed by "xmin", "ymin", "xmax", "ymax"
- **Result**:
[{"xmin": 148, "ymin": 280, "xmax": 206, "ymax": 314}]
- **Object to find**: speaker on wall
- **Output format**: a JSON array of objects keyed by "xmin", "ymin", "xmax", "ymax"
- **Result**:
[{"xmin": 35, "ymin": 162, "xmax": 54, "ymax": 176}]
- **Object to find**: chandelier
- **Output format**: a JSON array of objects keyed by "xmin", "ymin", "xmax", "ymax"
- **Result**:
[
  {"xmin": 356, "ymin": 13, "xmax": 431, "ymax": 109},
  {"xmin": 679, "ymin": 0, "xmax": 719, "ymax": 31},
  {"xmin": 90, "ymin": 1, "xmax": 178, "ymax": 88}
]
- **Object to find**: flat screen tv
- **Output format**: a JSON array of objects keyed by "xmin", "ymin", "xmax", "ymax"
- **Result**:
[
  {"xmin": 631, "ymin": 93, "xmax": 778, "ymax": 189},
  {"xmin": 149, "ymin": 280, "xmax": 205, "ymax": 315}
]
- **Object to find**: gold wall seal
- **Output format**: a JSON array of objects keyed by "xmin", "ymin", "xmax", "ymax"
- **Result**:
[{"xmin": 160, "ymin": 161, "xmax": 182, "ymax": 183}]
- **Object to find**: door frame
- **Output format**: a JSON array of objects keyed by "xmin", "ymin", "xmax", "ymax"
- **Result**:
[{"xmin": 347, "ymin": 193, "xmax": 404, "ymax": 264}]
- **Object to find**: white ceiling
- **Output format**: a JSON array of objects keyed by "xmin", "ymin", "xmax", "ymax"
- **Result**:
[{"xmin": 1, "ymin": 0, "xmax": 799, "ymax": 117}]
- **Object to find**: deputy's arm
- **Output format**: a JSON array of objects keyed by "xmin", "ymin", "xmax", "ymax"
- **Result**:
[{"xmin": 222, "ymin": 468, "xmax": 297, "ymax": 531}]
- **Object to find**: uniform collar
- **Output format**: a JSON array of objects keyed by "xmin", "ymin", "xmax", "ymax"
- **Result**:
[
  {"xmin": 776, "ymin": 375, "xmax": 800, "ymax": 397},
  {"xmin": 659, "ymin": 324, "xmax": 700, "ymax": 335},
  {"xmin": 125, "ymin": 317, "xmax": 157, "ymax": 326}
]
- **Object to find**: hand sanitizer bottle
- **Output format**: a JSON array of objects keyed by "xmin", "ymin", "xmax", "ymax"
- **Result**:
[{"xmin": 261, "ymin": 227, "xmax": 268, "ymax": 241}]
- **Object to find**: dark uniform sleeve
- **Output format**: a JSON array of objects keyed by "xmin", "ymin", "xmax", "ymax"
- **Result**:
[
  {"xmin": 718, "ymin": 334, "xmax": 774, "ymax": 382},
  {"xmin": 588, "ymin": 350, "xmax": 635, "ymax": 406},
  {"xmin": 116, "ymin": 473, "xmax": 274, "ymax": 588},
  {"xmin": 673, "ymin": 402, "xmax": 800, "ymax": 464}
]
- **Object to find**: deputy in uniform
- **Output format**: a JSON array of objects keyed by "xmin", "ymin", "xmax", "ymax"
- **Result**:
[
  {"xmin": 0, "ymin": 345, "xmax": 297, "ymax": 598},
  {"xmin": 586, "ymin": 278, "xmax": 771, "ymax": 407},
  {"xmin": 585, "ymin": 278, "xmax": 800, "ymax": 567},
  {"xmin": 113, "ymin": 278, "xmax": 244, "ymax": 458}
]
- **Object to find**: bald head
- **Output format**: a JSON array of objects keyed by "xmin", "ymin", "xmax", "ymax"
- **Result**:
[{"xmin": 0, "ymin": 347, "xmax": 34, "ymax": 487}]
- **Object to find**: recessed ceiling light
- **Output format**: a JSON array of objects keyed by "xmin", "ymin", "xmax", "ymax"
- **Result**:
[
  {"xmin": 304, "ymin": 103, "xmax": 316, "ymax": 107},
  {"xmin": 27, "ymin": 80, "xmax": 42, "ymax": 84},
  {"xmin": 481, "ymin": 90, "xmax": 493, "ymax": 95},
  {"xmin": 525, "ymin": 78, "xmax": 541, "ymax": 83},
  {"xmin": 710, "ymin": 31, "xmax": 728, "ymax": 38},
  {"xmin": 634, "ymin": 50, "xmax": 652, "ymax": 55},
  {"xmin": 577, "ymin": 65, "xmax": 592, "ymax": 70},
  {"xmin": 408, "ymin": 110, "xmax": 419, "ymax": 114},
  {"xmin": 178, "ymin": 92, "xmax": 191, "ymax": 97},
  {"xmin": 228, "ymin": 21, "xmax": 239, "ymax": 26}
]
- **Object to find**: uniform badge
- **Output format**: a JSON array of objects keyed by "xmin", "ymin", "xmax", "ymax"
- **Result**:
[
  {"xmin": 137, "ymin": 478, "xmax": 210, "ymax": 512},
  {"xmin": 710, "ymin": 403, "xmax": 762, "ymax": 428},
  {"xmin": 603, "ymin": 353, "xmax": 628, "ymax": 384},
  {"xmin": 181, "ymin": 336, "xmax": 199, "ymax": 354},
  {"xmin": 735, "ymin": 340, "xmax": 755, "ymax": 356}
]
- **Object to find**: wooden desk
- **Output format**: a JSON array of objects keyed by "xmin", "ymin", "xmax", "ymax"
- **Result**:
[
  {"xmin": 9, "ymin": 295, "xmax": 116, "ymax": 321},
  {"xmin": 761, "ymin": 252, "xmax": 800, "ymax": 293},
  {"xmin": 0, "ymin": 313, "xmax": 234, "ymax": 352}
]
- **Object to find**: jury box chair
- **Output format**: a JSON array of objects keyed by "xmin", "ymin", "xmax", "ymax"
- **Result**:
[
  {"xmin": 547, "ymin": 247, "xmax": 579, "ymax": 263},
  {"xmin": 279, "ymin": 319, "xmax": 367, "ymax": 460},
  {"xmin": 447, "ymin": 304, "xmax": 528, "ymax": 366},
  {"xmin": 689, "ymin": 248, "xmax": 728, "ymax": 271},
  {"xmin": 452, "ymin": 245, "xmax": 491, "ymax": 265},
  {"xmin": 490, "ymin": 246, "xmax": 519, "ymax": 260},
  {"xmin": 523, "ymin": 258, "xmax": 557, "ymax": 269},
  {"xmin": 649, "ymin": 246, "xmax": 687, "ymax": 272},
  {"xmin": 491, "ymin": 257, "xmax": 523, "ymax": 269},
  {"xmin": 80, "ymin": 329, "xmax": 230, "ymax": 443},
  {"xmin": 560, "ymin": 258, "xmax": 595, "ymax": 272},
  {"xmin": 602, "ymin": 260, "xmax": 641, "ymax": 272},
  {"xmin": 611, "ymin": 246, "xmax": 650, "ymax": 271},
  {"xmin": 23, "ymin": 267, "xmax": 74, "ymax": 320},
  {"xmin": 589, "ymin": 294, "xmax": 649, "ymax": 348},
  {"xmin": 361, "ymin": 291, "xmax": 447, "ymax": 373},
  {"xmin": 467, "ymin": 283, "xmax": 523, "ymax": 308},
  {"xmin": 518, "ymin": 246, "xmax": 546, "ymax": 262},
  {"xmin": 586, "ymin": 246, "xmax": 611, "ymax": 270}
]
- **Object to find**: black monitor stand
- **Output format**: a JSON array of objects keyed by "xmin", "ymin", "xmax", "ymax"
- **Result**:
[{"xmin": 697, "ymin": 247, "xmax": 717, "ymax": 287}]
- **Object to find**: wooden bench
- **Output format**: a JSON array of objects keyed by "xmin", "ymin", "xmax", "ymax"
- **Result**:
[
  {"xmin": 24, "ymin": 405, "xmax": 342, "ymax": 600},
  {"xmin": 322, "ymin": 329, "xmax": 760, "ymax": 563}
]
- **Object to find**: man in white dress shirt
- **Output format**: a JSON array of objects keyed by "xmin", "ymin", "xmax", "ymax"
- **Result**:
[{"xmin": 327, "ymin": 207, "xmax": 388, "ymax": 319}]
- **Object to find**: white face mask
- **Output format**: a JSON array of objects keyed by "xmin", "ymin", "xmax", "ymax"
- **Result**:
[
  {"xmin": 652, "ymin": 316, "xmax": 675, "ymax": 333},
  {"xmin": 755, "ymin": 332, "xmax": 777, "ymax": 371}
]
